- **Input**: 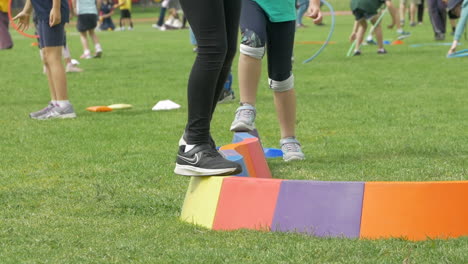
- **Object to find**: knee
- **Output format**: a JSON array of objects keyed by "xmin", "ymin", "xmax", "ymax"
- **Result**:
[
  {"xmin": 269, "ymin": 74, "xmax": 294, "ymax": 92},
  {"xmin": 239, "ymin": 28, "xmax": 265, "ymax": 60}
]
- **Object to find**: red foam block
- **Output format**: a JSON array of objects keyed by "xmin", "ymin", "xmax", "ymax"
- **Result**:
[{"xmin": 213, "ymin": 177, "xmax": 283, "ymax": 231}]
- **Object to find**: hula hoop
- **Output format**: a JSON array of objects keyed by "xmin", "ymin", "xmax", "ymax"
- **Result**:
[
  {"xmin": 447, "ymin": 49, "xmax": 468, "ymax": 58},
  {"xmin": 302, "ymin": 0, "xmax": 336, "ymax": 64},
  {"xmin": 8, "ymin": 0, "xmax": 39, "ymax": 39},
  {"xmin": 347, "ymin": 7, "xmax": 388, "ymax": 57},
  {"xmin": 410, "ymin": 43, "xmax": 459, "ymax": 48}
]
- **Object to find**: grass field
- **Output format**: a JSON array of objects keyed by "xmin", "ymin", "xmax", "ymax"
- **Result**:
[{"xmin": 1, "ymin": 5, "xmax": 467, "ymax": 264}]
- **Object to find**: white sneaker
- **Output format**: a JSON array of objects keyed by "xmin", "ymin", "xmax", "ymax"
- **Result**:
[
  {"xmin": 230, "ymin": 104, "xmax": 256, "ymax": 132},
  {"xmin": 66, "ymin": 63, "xmax": 83, "ymax": 73},
  {"xmin": 35, "ymin": 104, "xmax": 77, "ymax": 120},
  {"xmin": 280, "ymin": 137, "xmax": 305, "ymax": 162}
]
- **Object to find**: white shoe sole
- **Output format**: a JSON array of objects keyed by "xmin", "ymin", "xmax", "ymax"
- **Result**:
[
  {"xmin": 174, "ymin": 164, "xmax": 237, "ymax": 176},
  {"xmin": 230, "ymin": 121, "xmax": 255, "ymax": 132},
  {"xmin": 283, "ymin": 154, "xmax": 305, "ymax": 162},
  {"xmin": 34, "ymin": 113, "xmax": 77, "ymax": 120}
]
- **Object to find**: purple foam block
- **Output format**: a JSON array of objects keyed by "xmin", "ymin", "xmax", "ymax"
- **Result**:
[{"xmin": 272, "ymin": 181, "xmax": 365, "ymax": 238}]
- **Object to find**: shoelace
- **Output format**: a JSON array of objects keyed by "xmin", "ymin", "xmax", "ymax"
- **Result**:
[
  {"xmin": 203, "ymin": 147, "xmax": 221, "ymax": 158},
  {"xmin": 238, "ymin": 109, "xmax": 255, "ymax": 120},
  {"xmin": 283, "ymin": 142, "xmax": 300, "ymax": 152}
]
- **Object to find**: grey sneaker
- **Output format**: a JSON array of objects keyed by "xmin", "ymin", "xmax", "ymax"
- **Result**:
[
  {"xmin": 218, "ymin": 90, "xmax": 235, "ymax": 104},
  {"xmin": 230, "ymin": 104, "xmax": 256, "ymax": 132},
  {"xmin": 29, "ymin": 102, "xmax": 55, "ymax": 118},
  {"xmin": 280, "ymin": 137, "xmax": 305, "ymax": 162},
  {"xmin": 35, "ymin": 104, "xmax": 77, "ymax": 120}
]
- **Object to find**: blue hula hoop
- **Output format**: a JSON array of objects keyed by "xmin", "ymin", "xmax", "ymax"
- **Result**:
[
  {"xmin": 303, "ymin": 0, "xmax": 336, "ymax": 64},
  {"xmin": 447, "ymin": 49, "xmax": 468, "ymax": 58}
]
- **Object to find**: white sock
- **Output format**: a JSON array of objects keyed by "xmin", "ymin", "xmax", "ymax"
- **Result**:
[
  {"xmin": 84, "ymin": 49, "xmax": 91, "ymax": 55},
  {"xmin": 56, "ymin": 100, "xmax": 70, "ymax": 108},
  {"xmin": 184, "ymin": 144, "xmax": 195, "ymax": 152}
]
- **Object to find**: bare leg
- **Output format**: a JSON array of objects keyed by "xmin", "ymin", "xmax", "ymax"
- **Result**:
[
  {"xmin": 371, "ymin": 16, "xmax": 384, "ymax": 49},
  {"xmin": 274, "ymin": 89, "xmax": 296, "ymax": 138},
  {"xmin": 43, "ymin": 46, "xmax": 68, "ymax": 100},
  {"xmin": 355, "ymin": 20, "xmax": 367, "ymax": 51},
  {"xmin": 79, "ymin": 31, "xmax": 89, "ymax": 54},
  {"xmin": 41, "ymin": 48, "xmax": 57, "ymax": 100},
  {"xmin": 89, "ymin": 29, "xmax": 99, "ymax": 46},
  {"xmin": 410, "ymin": 3, "xmax": 417, "ymax": 24},
  {"xmin": 238, "ymin": 54, "xmax": 262, "ymax": 105}
]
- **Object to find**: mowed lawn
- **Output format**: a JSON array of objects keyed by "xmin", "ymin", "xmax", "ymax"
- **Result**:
[{"xmin": 0, "ymin": 4, "xmax": 467, "ymax": 263}]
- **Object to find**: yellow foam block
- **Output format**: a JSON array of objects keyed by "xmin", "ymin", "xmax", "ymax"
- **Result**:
[{"xmin": 180, "ymin": 176, "xmax": 228, "ymax": 229}]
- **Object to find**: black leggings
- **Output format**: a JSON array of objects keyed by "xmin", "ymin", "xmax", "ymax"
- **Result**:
[
  {"xmin": 240, "ymin": 0, "xmax": 295, "ymax": 81},
  {"xmin": 179, "ymin": 0, "xmax": 241, "ymax": 145}
]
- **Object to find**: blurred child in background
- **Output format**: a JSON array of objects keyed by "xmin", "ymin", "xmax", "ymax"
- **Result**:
[{"xmin": 0, "ymin": 0, "xmax": 13, "ymax": 49}]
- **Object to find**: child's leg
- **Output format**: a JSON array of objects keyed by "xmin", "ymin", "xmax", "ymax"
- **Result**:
[
  {"xmin": 267, "ymin": 21, "xmax": 297, "ymax": 139},
  {"xmin": 399, "ymin": 0, "xmax": 407, "ymax": 24},
  {"xmin": 43, "ymin": 46, "xmax": 68, "ymax": 100},
  {"xmin": 238, "ymin": 54, "xmax": 262, "ymax": 105},
  {"xmin": 355, "ymin": 20, "xmax": 367, "ymax": 51},
  {"xmin": 79, "ymin": 31, "xmax": 90, "ymax": 55},
  {"xmin": 88, "ymin": 29, "xmax": 102, "ymax": 53},
  {"xmin": 371, "ymin": 16, "xmax": 384, "ymax": 50},
  {"xmin": 237, "ymin": 1, "xmax": 267, "ymax": 106},
  {"xmin": 410, "ymin": 3, "xmax": 417, "ymax": 24},
  {"xmin": 40, "ymin": 48, "xmax": 57, "ymax": 100}
]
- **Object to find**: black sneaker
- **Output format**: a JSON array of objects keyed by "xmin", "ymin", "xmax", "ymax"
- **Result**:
[{"xmin": 174, "ymin": 144, "xmax": 242, "ymax": 176}]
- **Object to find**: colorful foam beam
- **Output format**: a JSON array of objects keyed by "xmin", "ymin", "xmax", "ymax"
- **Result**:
[{"xmin": 180, "ymin": 134, "xmax": 468, "ymax": 240}]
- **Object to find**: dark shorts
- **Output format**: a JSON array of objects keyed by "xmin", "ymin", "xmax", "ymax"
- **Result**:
[
  {"xmin": 120, "ymin": 9, "xmax": 131, "ymax": 18},
  {"xmin": 77, "ymin": 14, "xmax": 98, "ymax": 32},
  {"xmin": 36, "ymin": 20, "xmax": 65, "ymax": 48},
  {"xmin": 352, "ymin": 8, "xmax": 377, "ymax": 21},
  {"xmin": 240, "ymin": 0, "xmax": 295, "ymax": 81}
]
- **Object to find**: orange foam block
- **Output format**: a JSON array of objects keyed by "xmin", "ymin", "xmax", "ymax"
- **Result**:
[
  {"xmin": 213, "ymin": 177, "xmax": 283, "ymax": 231},
  {"xmin": 360, "ymin": 181, "xmax": 468, "ymax": 241},
  {"xmin": 220, "ymin": 137, "xmax": 271, "ymax": 178},
  {"xmin": 86, "ymin": 106, "xmax": 113, "ymax": 112}
]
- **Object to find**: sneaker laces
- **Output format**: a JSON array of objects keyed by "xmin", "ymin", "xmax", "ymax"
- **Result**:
[
  {"xmin": 235, "ymin": 105, "xmax": 256, "ymax": 122},
  {"xmin": 282, "ymin": 142, "xmax": 301, "ymax": 152},
  {"xmin": 280, "ymin": 138, "xmax": 302, "ymax": 153},
  {"xmin": 203, "ymin": 147, "xmax": 221, "ymax": 158}
]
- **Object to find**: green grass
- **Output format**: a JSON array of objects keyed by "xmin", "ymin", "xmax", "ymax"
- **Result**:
[{"xmin": 1, "ymin": 9, "xmax": 467, "ymax": 264}]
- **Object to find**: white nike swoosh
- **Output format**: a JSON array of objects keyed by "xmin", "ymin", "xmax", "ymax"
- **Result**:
[{"xmin": 178, "ymin": 153, "xmax": 200, "ymax": 165}]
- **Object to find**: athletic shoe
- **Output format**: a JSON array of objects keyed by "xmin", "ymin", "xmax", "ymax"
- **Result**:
[
  {"xmin": 366, "ymin": 39, "xmax": 378, "ymax": 45},
  {"xmin": 230, "ymin": 104, "xmax": 256, "ymax": 132},
  {"xmin": 66, "ymin": 63, "xmax": 83, "ymax": 73},
  {"xmin": 397, "ymin": 31, "xmax": 411, "ymax": 40},
  {"xmin": 218, "ymin": 90, "xmax": 235, "ymax": 104},
  {"xmin": 410, "ymin": 22, "xmax": 417, "ymax": 27},
  {"xmin": 377, "ymin": 49, "xmax": 387, "ymax": 54},
  {"xmin": 353, "ymin": 50, "xmax": 361, "ymax": 56},
  {"xmin": 435, "ymin": 33, "xmax": 445, "ymax": 41},
  {"xmin": 29, "ymin": 102, "xmax": 55, "ymax": 118},
  {"xmin": 94, "ymin": 51, "xmax": 103, "ymax": 58},
  {"xmin": 34, "ymin": 104, "xmax": 77, "ymax": 120},
  {"xmin": 174, "ymin": 144, "xmax": 242, "ymax": 176},
  {"xmin": 80, "ymin": 53, "xmax": 92, "ymax": 59},
  {"xmin": 280, "ymin": 137, "xmax": 305, "ymax": 162}
]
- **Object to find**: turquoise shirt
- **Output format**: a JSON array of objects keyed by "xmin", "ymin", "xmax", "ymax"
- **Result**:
[
  {"xmin": 77, "ymin": 0, "xmax": 98, "ymax": 15},
  {"xmin": 255, "ymin": 0, "xmax": 296, "ymax": 22}
]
